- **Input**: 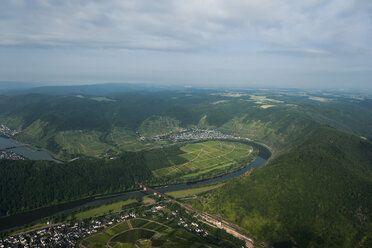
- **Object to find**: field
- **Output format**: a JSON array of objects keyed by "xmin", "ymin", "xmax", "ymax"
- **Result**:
[
  {"xmin": 165, "ymin": 183, "xmax": 224, "ymax": 199},
  {"xmin": 69, "ymin": 199, "xmax": 137, "ymax": 220},
  {"xmin": 138, "ymin": 116, "xmax": 185, "ymax": 137},
  {"xmin": 54, "ymin": 127, "xmax": 147, "ymax": 159},
  {"xmin": 105, "ymin": 127, "xmax": 146, "ymax": 152},
  {"xmin": 152, "ymin": 141, "xmax": 255, "ymax": 180},
  {"xmin": 79, "ymin": 217, "xmax": 216, "ymax": 248},
  {"xmin": 55, "ymin": 130, "xmax": 112, "ymax": 158}
]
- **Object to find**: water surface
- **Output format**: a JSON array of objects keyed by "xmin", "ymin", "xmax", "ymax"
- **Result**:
[{"xmin": 0, "ymin": 137, "xmax": 60, "ymax": 162}]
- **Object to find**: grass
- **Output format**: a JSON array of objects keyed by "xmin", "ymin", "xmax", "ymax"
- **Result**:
[
  {"xmin": 152, "ymin": 140, "xmax": 255, "ymax": 180},
  {"xmin": 111, "ymin": 229, "xmax": 155, "ymax": 243},
  {"xmin": 9, "ymin": 222, "xmax": 48, "ymax": 236},
  {"xmin": 55, "ymin": 127, "xmax": 146, "ymax": 158},
  {"xmin": 90, "ymin": 97, "xmax": 116, "ymax": 102},
  {"xmin": 138, "ymin": 116, "xmax": 184, "ymax": 137},
  {"xmin": 69, "ymin": 199, "xmax": 137, "ymax": 220},
  {"xmin": 166, "ymin": 183, "xmax": 225, "ymax": 198},
  {"xmin": 142, "ymin": 196, "xmax": 156, "ymax": 205},
  {"xmin": 106, "ymin": 127, "xmax": 145, "ymax": 152}
]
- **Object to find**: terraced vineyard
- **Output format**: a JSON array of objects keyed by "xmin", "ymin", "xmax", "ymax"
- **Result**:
[
  {"xmin": 152, "ymin": 141, "xmax": 256, "ymax": 181},
  {"xmin": 79, "ymin": 217, "xmax": 217, "ymax": 248}
]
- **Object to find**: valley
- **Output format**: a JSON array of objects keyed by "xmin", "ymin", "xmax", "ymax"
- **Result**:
[{"xmin": 0, "ymin": 87, "xmax": 371, "ymax": 248}]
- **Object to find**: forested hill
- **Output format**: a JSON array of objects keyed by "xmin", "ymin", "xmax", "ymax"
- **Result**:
[
  {"xmin": 1, "ymin": 90, "xmax": 372, "ymax": 160},
  {"xmin": 0, "ymin": 153, "xmax": 153, "ymax": 217},
  {"xmin": 192, "ymin": 125, "xmax": 372, "ymax": 248}
]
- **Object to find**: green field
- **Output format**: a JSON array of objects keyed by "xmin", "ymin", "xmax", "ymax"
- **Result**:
[
  {"xmin": 79, "ymin": 217, "xmax": 216, "ymax": 248},
  {"xmin": 105, "ymin": 127, "xmax": 146, "ymax": 152},
  {"xmin": 89, "ymin": 96, "xmax": 116, "ymax": 102},
  {"xmin": 69, "ymin": 199, "xmax": 137, "ymax": 220},
  {"xmin": 54, "ymin": 127, "xmax": 147, "ymax": 159},
  {"xmin": 80, "ymin": 221, "xmax": 130, "ymax": 248},
  {"xmin": 55, "ymin": 130, "xmax": 112, "ymax": 158},
  {"xmin": 165, "ymin": 183, "xmax": 224, "ymax": 199},
  {"xmin": 139, "ymin": 115, "xmax": 184, "ymax": 137},
  {"xmin": 152, "ymin": 141, "xmax": 255, "ymax": 180}
]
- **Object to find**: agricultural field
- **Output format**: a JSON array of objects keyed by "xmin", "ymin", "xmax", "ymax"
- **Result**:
[
  {"xmin": 165, "ymin": 183, "xmax": 225, "ymax": 199},
  {"xmin": 152, "ymin": 141, "xmax": 256, "ymax": 181},
  {"xmin": 105, "ymin": 127, "xmax": 146, "ymax": 152},
  {"xmin": 55, "ymin": 130, "xmax": 112, "ymax": 158},
  {"xmin": 68, "ymin": 199, "xmax": 138, "ymax": 220},
  {"xmin": 138, "ymin": 115, "xmax": 185, "ymax": 137},
  {"xmin": 79, "ymin": 217, "xmax": 217, "ymax": 248},
  {"xmin": 54, "ymin": 127, "xmax": 148, "ymax": 159}
]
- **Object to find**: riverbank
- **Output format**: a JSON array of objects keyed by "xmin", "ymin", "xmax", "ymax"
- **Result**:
[
  {"xmin": 0, "ymin": 155, "xmax": 267, "ymax": 232},
  {"xmin": 0, "ymin": 137, "xmax": 61, "ymax": 163}
]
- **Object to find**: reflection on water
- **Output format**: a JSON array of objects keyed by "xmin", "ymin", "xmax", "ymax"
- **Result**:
[{"xmin": 0, "ymin": 137, "xmax": 60, "ymax": 163}]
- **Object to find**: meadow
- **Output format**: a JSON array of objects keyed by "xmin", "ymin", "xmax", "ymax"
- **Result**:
[
  {"xmin": 68, "ymin": 199, "xmax": 138, "ymax": 220},
  {"xmin": 165, "ymin": 183, "xmax": 224, "ymax": 199}
]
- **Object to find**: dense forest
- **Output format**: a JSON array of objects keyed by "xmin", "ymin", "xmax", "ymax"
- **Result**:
[
  {"xmin": 192, "ymin": 125, "xmax": 372, "ymax": 248},
  {"xmin": 0, "ymin": 153, "xmax": 152, "ymax": 216}
]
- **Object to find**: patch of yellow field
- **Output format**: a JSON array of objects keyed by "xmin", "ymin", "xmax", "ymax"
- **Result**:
[
  {"xmin": 308, "ymin": 96, "xmax": 330, "ymax": 102},
  {"xmin": 212, "ymin": 100, "xmax": 228, "ymax": 104},
  {"xmin": 260, "ymin": 105, "xmax": 275, "ymax": 109},
  {"xmin": 251, "ymin": 95, "xmax": 283, "ymax": 103},
  {"xmin": 142, "ymin": 196, "xmax": 156, "ymax": 205},
  {"xmin": 221, "ymin": 93, "xmax": 248, "ymax": 97}
]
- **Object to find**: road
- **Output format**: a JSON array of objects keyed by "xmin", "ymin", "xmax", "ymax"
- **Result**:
[
  {"xmin": 0, "ymin": 145, "xmax": 25, "ymax": 151},
  {"xmin": 140, "ymin": 184, "xmax": 272, "ymax": 248}
]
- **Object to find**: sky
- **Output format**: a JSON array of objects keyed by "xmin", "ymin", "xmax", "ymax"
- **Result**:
[{"xmin": 0, "ymin": 0, "xmax": 371, "ymax": 88}]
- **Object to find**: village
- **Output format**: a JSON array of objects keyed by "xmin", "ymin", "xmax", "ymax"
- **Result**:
[
  {"xmin": 0, "ymin": 150, "xmax": 24, "ymax": 160},
  {"xmin": 0, "ymin": 202, "xmax": 213, "ymax": 248},
  {"xmin": 141, "ymin": 128, "xmax": 245, "ymax": 143},
  {"xmin": 0, "ymin": 124, "xmax": 20, "ymax": 138}
]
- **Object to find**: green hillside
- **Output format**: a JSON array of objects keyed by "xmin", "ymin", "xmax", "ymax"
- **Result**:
[
  {"xmin": 1, "ymin": 91, "xmax": 372, "ymax": 160},
  {"xmin": 191, "ymin": 126, "xmax": 372, "ymax": 247},
  {"xmin": 0, "ymin": 153, "xmax": 153, "ymax": 216}
]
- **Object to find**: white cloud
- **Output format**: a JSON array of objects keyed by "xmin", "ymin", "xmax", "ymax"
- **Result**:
[{"xmin": 0, "ymin": 0, "xmax": 371, "ymax": 56}]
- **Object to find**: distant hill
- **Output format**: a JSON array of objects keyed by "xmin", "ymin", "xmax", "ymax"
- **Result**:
[
  {"xmin": 192, "ymin": 125, "xmax": 372, "ymax": 248},
  {"xmin": 0, "ymin": 82, "xmax": 43, "ymax": 94},
  {"xmin": 3, "ymin": 83, "xmax": 185, "ymax": 96}
]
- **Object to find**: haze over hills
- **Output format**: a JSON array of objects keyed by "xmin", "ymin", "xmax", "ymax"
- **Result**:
[{"xmin": 0, "ymin": 82, "xmax": 185, "ymax": 96}]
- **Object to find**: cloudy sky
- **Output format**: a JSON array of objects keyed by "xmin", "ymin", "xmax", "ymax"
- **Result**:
[{"xmin": 0, "ymin": 0, "xmax": 371, "ymax": 88}]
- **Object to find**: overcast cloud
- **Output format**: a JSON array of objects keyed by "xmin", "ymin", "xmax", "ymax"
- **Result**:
[{"xmin": 0, "ymin": 0, "xmax": 371, "ymax": 88}]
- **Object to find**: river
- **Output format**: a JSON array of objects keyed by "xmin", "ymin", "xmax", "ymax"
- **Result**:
[
  {"xmin": 0, "ymin": 156, "xmax": 267, "ymax": 232},
  {"xmin": 0, "ymin": 137, "xmax": 60, "ymax": 163}
]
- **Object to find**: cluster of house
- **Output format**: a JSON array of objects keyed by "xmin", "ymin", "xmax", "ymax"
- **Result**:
[
  {"xmin": 0, "ymin": 151, "xmax": 24, "ymax": 160},
  {"xmin": 177, "ymin": 217, "xmax": 209, "ymax": 238},
  {"xmin": 142, "ymin": 128, "xmax": 240, "ymax": 143},
  {"xmin": 168, "ymin": 129, "xmax": 238, "ymax": 142},
  {"xmin": 0, "ymin": 213, "xmax": 140, "ymax": 248},
  {"xmin": 0, "ymin": 124, "xmax": 20, "ymax": 137}
]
